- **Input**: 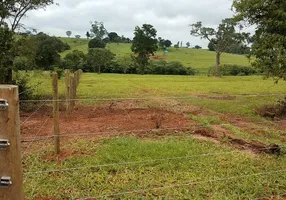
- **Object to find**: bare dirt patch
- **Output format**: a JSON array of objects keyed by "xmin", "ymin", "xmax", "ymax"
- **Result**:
[
  {"xmin": 20, "ymin": 101, "xmax": 194, "ymax": 139},
  {"xmin": 20, "ymin": 100, "xmax": 284, "ymax": 155}
]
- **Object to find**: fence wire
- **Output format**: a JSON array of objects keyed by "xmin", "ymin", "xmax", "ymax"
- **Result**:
[
  {"xmin": 81, "ymin": 169, "xmax": 286, "ymax": 199},
  {"xmin": 19, "ymin": 93, "xmax": 286, "ymax": 103},
  {"xmin": 20, "ymin": 100, "xmax": 48, "ymax": 126}
]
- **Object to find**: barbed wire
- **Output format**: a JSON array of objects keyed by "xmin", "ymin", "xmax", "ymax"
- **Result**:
[
  {"xmin": 19, "ymin": 93, "xmax": 286, "ymax": 103},
  {"xmin": 23, "ymin": 151, "xmax": 237, "ymax": 175},
  {"xmin": 25, "ymin": 125, "xmax": 54, "ymax": 197},
  {"xmin": 81, "ymin": 169, "xmax": 286, "ymax": 199},
  {"xmin": 20, "ymin": 122, "xmax": 286, "ymax": 141},
  {"xmin": 24, "ymin": 145, "xmax": 285, "ymax": 176},
  {"xmin": 22, "ymin": 113, "xmax": 50, "ymax": 156},
  {"xmin": 20, "ymin": 100, "xmax": 48, "ymax": 126},
  {"xmin": 19, "ymin": 81, "xmax": 43, "ymax": 95}
]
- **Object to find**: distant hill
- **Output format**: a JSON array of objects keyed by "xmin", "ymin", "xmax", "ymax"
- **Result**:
[{"xmin": 60, "ymin": 37, "xmax": 250, "ymax": 74}]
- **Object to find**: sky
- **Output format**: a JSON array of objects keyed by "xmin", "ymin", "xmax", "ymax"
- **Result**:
[{"xmin": 21, "ymin": 0, "xmax": 235, "ymax": 48}]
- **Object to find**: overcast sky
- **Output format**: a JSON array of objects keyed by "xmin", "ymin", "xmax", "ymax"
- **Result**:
[{"xmin": 22, "ymin": 0, "xmax": 235, "ymax": 48}]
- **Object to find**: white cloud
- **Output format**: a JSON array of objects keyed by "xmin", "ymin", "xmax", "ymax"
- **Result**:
[{"xmin": 21, "ymin": 0, "xmax": 235, "ymax": 48}]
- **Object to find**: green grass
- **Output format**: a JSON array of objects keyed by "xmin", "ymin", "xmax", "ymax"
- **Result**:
[
  {"xmin": 23, "ymin": 136, "xmax": 286, "ymax": 199},
  {"xmin": 59, "ymin": 37, "xmax": 250, "ymax": 74},
  {"xmin": 188, "ymin": 114, "xmax": 222, "ymax": 128},
  {"xmin": 29, "ymin": 72, "xmax": 286, "ymax": 118}
]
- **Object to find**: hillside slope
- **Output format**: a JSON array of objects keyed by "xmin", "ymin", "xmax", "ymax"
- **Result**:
[{"xmin": 60, "ymin": 37, "xmax": 250, "ymax": 74}]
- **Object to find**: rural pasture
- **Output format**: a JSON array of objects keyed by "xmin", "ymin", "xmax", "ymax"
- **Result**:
[
  {"xmin": 60, "ymin": 38, "xmax": 250, "ymax": 74},
  {"xmin": 20, "ymin": 72, "xmax": 286, "ymax": 199}
]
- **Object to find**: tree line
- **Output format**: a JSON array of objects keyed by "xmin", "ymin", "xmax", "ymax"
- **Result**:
[{"xmin": 0, "ymin": 0, "xmax": 285, "ymax": 83}]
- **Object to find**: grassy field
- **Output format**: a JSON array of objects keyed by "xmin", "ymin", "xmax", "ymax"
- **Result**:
[
  {"xmin": 59, "ymin": 37, "xmax": 250, "ymax": 74},
  {"xmin": 21, "ymin": 42, "xmax": 286, "ymax": 199},
  {"xmin": 30, "ymin": 72, "xmax": 286, "ymax": 118},
  {"xmin": 23, "ymin": 136, "xmax": 286, "ymax": 199}
]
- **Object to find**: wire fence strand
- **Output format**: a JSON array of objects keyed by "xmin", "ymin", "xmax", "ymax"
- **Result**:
[
  {"xmin": 19, "ymin": 93, "xmax": 286, "ymax": 103},
  {"xmin": 22, "ymin": 112, "xmax": 50, "ymax": 156},
  {"xmin": 20, "ymin": 122, "xmax": 286, "ymax": 141},
  {"xmin": 24, "ymin": 145, "xmax": 285, "ymax": 176},
  {"xmin": 82, "ymin": 169, "xmax": 286, "ymax": 199},
  {"xmin": 20, "ymin": 100, "xmax": 48, "ymax": 126}
]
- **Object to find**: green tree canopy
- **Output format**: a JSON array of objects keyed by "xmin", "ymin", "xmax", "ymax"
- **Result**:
[
  {"xmin": 0, "ymin": 0, "xmax": 54, "ymax": 83},
  {"xmin": 131, "ymin": 24, "xmax": 158, "ymax": 74},
  {"xmin": 233, "ymin": 0, "xmax": 286, "ymax": 80},
  {"xmin": 190, "ymin": 18, "xmax": 246, "ymax": 76},
  {"xmin": 90, "ymin": 21, "xmax": 108, "ymax": 40},
  {"xmin": 66, "ymin": 30, "xmax": 72, "ymax": 38},
  {"xmin": 16, "ymin": 32, "xmax": 67, "ymax": 70},
  {"xmin": 88, "ymin": 38, "xmax": 106, "ymax": 48},
  {"xmin": 62, "ymin": 50, "xmax": 86, "ymax": 71},
  {"xmin": 108, "ymin": 32, "xmax": 119, "ymax": 42},
  {"xmin": 86, "ymin": 48, "xmax": 115, "ymax": 74}
]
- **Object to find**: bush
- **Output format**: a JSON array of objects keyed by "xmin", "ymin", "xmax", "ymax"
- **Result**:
[
  {"xmin": 148, "ymin": 60, "xmax": 197, "ymax": 75},
  {"xmin": 62, "ymin": 50, "xmax": 86, "ymax": 71},
  {"xmin": 12, "ymin": 73, "xmax": 35, "ymax": 100},
  {"xmin": 208, "ymin": 64, "xmax": 258, "ymax": 76},
  {"xmin": 256, "ymin": 97, "xmax": 286, "ymax": 119},
  {"xmin": 88, "ymin": 38, "xmax": 106, "ymax": 48},
  {"xmin": 85, "ymin": 48, "xmax": 115, "ymax": 73},
  {"xmin": 63, "ymin": 43, "xmax": 71, "ymax": 51}
]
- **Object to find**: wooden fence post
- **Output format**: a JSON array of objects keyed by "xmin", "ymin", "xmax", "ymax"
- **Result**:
[
  {"xmin": 0, "ymin": 85, "xmax": 24, "ymax": 200},
  {"xmin": 52, "ymin": 73, "xmax": 60, "ymax": 154},
  {"xmin": 65, "ymin": 70, "xmax": 71, "ymax": 118},
  {"xmin": 69, "ymin": 74, "xmax": 75, "ymax": 109}
]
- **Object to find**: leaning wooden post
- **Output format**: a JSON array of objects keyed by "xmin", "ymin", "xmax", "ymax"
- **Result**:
[
  {"xmin": 0, "ymin": 85, "xmax": 24, "ymax": 200},
  {"xmin": 73, "ymin": 74, "xmax": 77, "ymax": 107},
  {"xmin": 76, "ymin": 71, "xmax": 80, "ymax": 87},
  {"xmin": 69, "ymin": 74, "xmax": 75, "ymax": 110},
  {"xmin": 52, "ymin": 73, "xmax": 60, "ymax": 154},
  {"xmin": 65, "ymin": 70, "xmax": 71, "ymax": 118}
]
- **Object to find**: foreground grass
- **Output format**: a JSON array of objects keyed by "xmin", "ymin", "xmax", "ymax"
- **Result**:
[
  {"xmin": 59, "ymin": 38, "xmax": 250, "ymax": 74},
  {"xmin": 29, "ymin": 72, "xmax": 286, "ymax": 118},
  {"xmin": 23, "ymin": 136, "xmax": 286, "ymax": 199}
]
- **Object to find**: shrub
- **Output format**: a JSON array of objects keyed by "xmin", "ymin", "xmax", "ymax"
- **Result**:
[
  {"xmin": 208, "ymin": 64, "xmax": 258, "ymax": 76},
  {"xmin": 12, "ymin": 73, "xmax": 35, "ymax": 100},
  {"xmin": 62, "ymin": 50, "xmax": 86, "ymax": 71},
  {"xmin": 85, "ymin": 48, "xmax": 115, "ymax": 73},
  {"xmin": 88, "ymin": 38, "xmax": 106, "ymax": 48},
  {"xmin": 63, "ymin": 43, "xmax": 71, "ymax": 51},
  {"xmin": 148, "ymin": 60, "xmax": 196, "ymax": 75},
  {"xmin": 256, "ymin": 97, "xmax": 286, "ymax": 119}
]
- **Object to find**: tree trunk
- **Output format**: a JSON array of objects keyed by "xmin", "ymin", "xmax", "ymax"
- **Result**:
[
  {"xmin": 4, "ymin": 67, "xmax": 13, "ymax": 84},
  {"xmin": 215, "ymin": 51, "xmax": 221, "ymax": 77}
]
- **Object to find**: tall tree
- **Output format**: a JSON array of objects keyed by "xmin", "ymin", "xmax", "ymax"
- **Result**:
[
  {"xmin": 190, "ymin": 18, "xmax": 246, "ymax": 76},
  {"xmin": 233, "ymin": 0, "xmax": 286, "ymax": 80},
  {"xmin": 63, "ymin": 50, "xmax": 85, "ymax": 71},
  {"xmin": 108, "ymin": 32, "xmax": 119, "ymax": 42},
  {"xmin": 86, "ymin": 31, "xmax": 90, "ymax": 39},
  {"xmin": 131, "ymin": 24, "xmax": 158, "ymax": 74},
  {"xmin": 164, "ymin": 40, "xmax": 172, "ymax": 48},
  {"xmin": 0, "ymin": 0, "xmax": 54, "ymax": 83},
  {"xmin": 186, "ymin": 42, "xmax": 190, "ymax": 48},
  {"xmin": 16, "ymin": 32, "xmax": 67, "ymax": 70},
  {"xmin": 0, "ymin": 0, "xmax": 54, "ymax": 32},
  {"xmin": 66, "ymin": 30, "xmax": 72, "ymax": 38},
  {"xmin": 90, "ymin": 21, "xmax": 108, "ymax": 40},
  {"xmin": 0, "ymin": 25, "xmax": 13, "ymax": 83},
  {"xmin": 86, "ymin": 48, "xmax": 115, "ymax": 74}
]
